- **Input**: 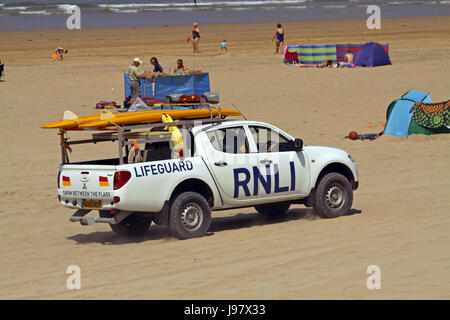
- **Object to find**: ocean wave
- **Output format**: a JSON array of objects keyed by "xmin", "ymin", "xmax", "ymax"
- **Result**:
[
  {"xmin": 19, "ymin": 10, "xmax": 51, "ymax": 15},
  {"xmin": 386, "ymin": 1, "xmax": 437, "ymax": 4},
  {"xmin": 108, "ymin": 8, "xmax": 139, "ymax": 13},
  {"xmin": 97, "ymin": 0, "xmax": 310, "ymax": 9},
  {"xmin": 58, "ymin": 4, "xmax": 78, "ymax": 11},
  {"xmin": 3, "ymin": 6, "xmax": 28, "ymax": 10},
  {"xmin": 1, "ymin": 0, "xmax": 448, "ymax": 17}
]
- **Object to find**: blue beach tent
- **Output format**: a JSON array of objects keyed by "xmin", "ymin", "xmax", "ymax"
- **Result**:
[
  {"xmin": 384, "ymin": 90, "xmax": 450, "ymax": 136},
  {"xmin": 354, "ymin": 42, "xmax": 391, "ymax": 67}
]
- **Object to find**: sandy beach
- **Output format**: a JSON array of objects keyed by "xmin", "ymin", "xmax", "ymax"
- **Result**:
[{"xmin": 0, "ymin": 16, "xmax": 449, "ymax": 299}]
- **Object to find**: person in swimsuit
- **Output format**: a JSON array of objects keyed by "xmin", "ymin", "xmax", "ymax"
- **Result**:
[
  {"xmin": 272, "ymin": 23, "xmax": 284, "ymax": 54},
  {"xmin": 190, "ymin": 22, "xmax": 200, "ymax": 54}
]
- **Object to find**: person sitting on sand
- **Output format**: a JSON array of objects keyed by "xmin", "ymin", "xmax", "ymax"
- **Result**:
[
  {"xmin": 272, "ymin": 23, "xmax": 284, "ymax": 54},
  {"xmin": 174, "ymin": 59, "xmax": 188, "ymax": 73},
  {"xmin": 150, "ymin": 57, "xmax": 163, "ymax": 81},
  {"xmin": 344, "ymin": 52, "xmax": 354, "ymax": 64},
  {"xmin": 54, "ymin": 47, "xmax": 68, "ymax": 61}
]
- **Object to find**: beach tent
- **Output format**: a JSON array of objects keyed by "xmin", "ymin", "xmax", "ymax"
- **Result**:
[
  {"xmin": 286, "ymin": 45, "xmax": 337, "ymax": 65},
  {"xmin": 384, "ymin": 89, "xmax": 450, "ymax": 136},
  {"xmin": 354, "ymin": 42, "xmax": 391, "ymax": 67}
]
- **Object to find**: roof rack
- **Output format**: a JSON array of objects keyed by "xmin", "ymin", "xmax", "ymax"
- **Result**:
[{"xmin": 59, "ymin": 103, "xmax": 231, "ymax": 165}]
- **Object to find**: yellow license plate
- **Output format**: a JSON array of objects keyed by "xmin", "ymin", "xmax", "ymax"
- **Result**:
[{"xmin": 82, "ymin": 200, "xmax": 102, "ymax": 209}]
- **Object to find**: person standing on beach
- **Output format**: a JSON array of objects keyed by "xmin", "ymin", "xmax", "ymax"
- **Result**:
[
  {"xmin": 189, "ymin": 22, "xmax": 201, "ymax": 53},
  {"xmin": 272, "ymin": 23, "xmax": 284, "ymax": 54},
  {"xmin": 54, "ymin": 47, "xmax": 68, "ymax": 60},
  {"xmin": 221, "ymin": 40, "xmax": 228, "ymax": 52},
  {"xmin": 150, "ymin": 57, "xmax": 163, "ymax": 81},
  {"xmin": 127, "ymin": 57, "xmax": 147, "ymax": 102},
  {"xmin": 0, "ymin": 60, "xmax": 4, "ymax": 80}
]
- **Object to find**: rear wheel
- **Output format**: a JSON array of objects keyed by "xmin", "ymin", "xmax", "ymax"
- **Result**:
[
  {"xmin": 313, "ymin": 173, "xmax": 353, "ymax": 218},
  {"xmin": 168, "ymin": 192, "xmax": 211, "ymax": 240},
  {"xmin": 99, "ymin": 211, "xmax": 152, "ymax": 236},
  {"xmin": 255, "ymin": 202, "xmax": 290, "ymax": 216}
]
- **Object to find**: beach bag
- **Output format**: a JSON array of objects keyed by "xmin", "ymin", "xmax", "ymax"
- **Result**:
[
  {"xmin": 96, "ymin": 101, "xmax": 117, "ymax": 109},
  {"xmin": 284, "ymin": 51, "xmax": 298, "ymax": 64}
]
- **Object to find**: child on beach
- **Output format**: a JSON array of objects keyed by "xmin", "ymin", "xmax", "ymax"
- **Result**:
[
  {"xmin": 54, "ymin": 47, "xmax": 68, "ymax": 61},
  {"xmin": 221, "ymin": 40, "xmax": 228, "ymax": 52}
]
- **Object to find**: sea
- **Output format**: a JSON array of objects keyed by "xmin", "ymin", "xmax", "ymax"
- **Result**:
[{"xmin": 0, "ymin": 0, "xmax": 449, "ymax": 31}]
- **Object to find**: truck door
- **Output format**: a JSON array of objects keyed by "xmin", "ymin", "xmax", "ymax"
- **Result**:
[
  {"xmin": 203, "ymin": 125, "xmax": 260, "ymax": 204},
  {"xmin": 247, "ymin": 125, "xmax": 310, "ymax": 197}
]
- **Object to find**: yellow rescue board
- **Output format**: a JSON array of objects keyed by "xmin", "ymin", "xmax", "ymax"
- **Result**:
[
  {"xmin": 41, "ymin": 110, "xmax": 151, "ymax": 129},
  {"xmin": 41, "ymin": 108, "xmax": 241, "ymax": 130},
  {"xmin": 80, "ymin": 109, "xmax": 241, "ymax": 129}
]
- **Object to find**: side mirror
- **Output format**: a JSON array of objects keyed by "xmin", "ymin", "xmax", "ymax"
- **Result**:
[{"xmin": 294, "ymin": 138, "xmax": 303, "ymax": 151}]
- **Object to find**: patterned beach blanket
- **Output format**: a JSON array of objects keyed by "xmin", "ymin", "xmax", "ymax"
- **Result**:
[{"xmin": 410, "ymin": 100, "xmax": 450, "ymax": 129}]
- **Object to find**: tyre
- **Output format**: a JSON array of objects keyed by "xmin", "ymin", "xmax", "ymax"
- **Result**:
[
  {"xmin": 314, "ymin": 173, "xmax": 353, "ymax": 218},
  {"xmin": 255, "ymin": 202, "xmax": 290, "ymax": 216},
  {"xmin": 168, "ymin": 192, "xmax": 211, "ymax": 240},
  {"xmin": 99, "ymin": 211, "xmax": 152, "ymax": 236}
]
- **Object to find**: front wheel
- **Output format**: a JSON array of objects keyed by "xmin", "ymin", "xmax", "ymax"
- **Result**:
[
  {"xmin": 99, "ymin": 211, "xmax": 152, "ymax": 236},
  {"xmin": 313, "ymin": 173, "xmax": 353, "ymax": 218},
  {"xmin": 168, "ymin": 192, "xmax": 211, "ymax": 240}
]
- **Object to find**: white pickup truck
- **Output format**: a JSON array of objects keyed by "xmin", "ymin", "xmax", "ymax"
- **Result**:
[{"xmin": 57, "ymin": 117, "xmax": 359, "ymax": 239}]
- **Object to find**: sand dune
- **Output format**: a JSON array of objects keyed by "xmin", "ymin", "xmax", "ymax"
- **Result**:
[{"xmin": 0, "ymin": 16, "xmax": 449, "ymax": 299}]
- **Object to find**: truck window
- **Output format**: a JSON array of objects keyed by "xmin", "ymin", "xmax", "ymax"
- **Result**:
[
  {"xmin": 206, "ymin": 127, "xmax": 249, "ymax": 154},
  {"xmin": 249, "ymin": 126, "xmax": 294, "ymax": 153},
  {"xmin": 142, "ymin": 129, "xmax": 193, "ymax": 162},
  {"xmin": 144, "ymin": 141, "xmax": 172, "ymax": 162}
]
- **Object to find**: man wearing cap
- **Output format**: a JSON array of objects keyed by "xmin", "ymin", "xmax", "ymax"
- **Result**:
[{"xmin": 128, "ymin": 57, "xmax": 147, "ymax": 103}]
